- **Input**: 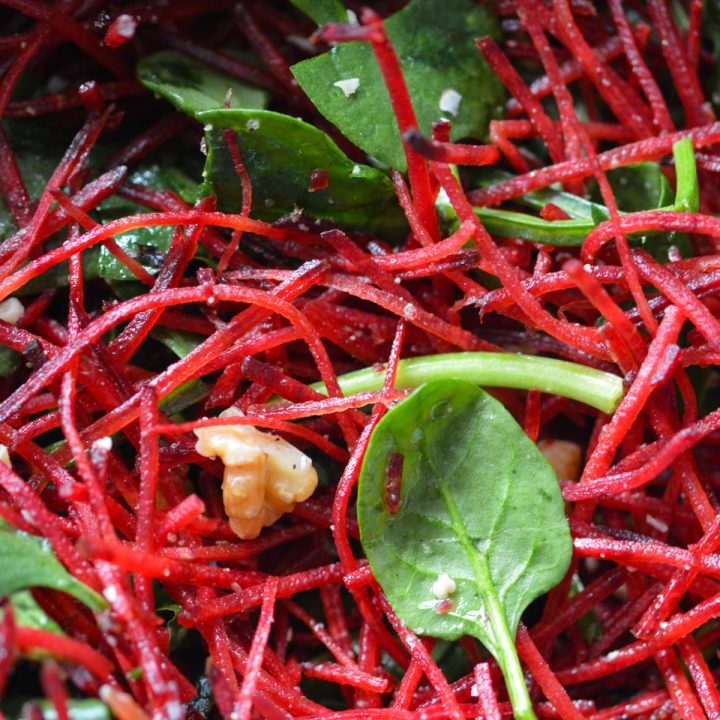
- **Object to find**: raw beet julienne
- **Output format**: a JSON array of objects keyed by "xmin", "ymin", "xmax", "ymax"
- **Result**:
[{"xmin": 2, "ymin": 2, "xmax": 720, "ymax": 720}]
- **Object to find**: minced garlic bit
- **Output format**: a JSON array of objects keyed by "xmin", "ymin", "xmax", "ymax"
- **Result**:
[
  {"xmin": 194, "ymin": 408, "xmax": 318, "ymax": 539},
  {"xmin": 439, "ymin": 88, "xmax": 462, "ymax": 117},
  {"xmin": 431, "ymin": 572, "xmax": 457, "ymax": 600},
  {"xmin": 333, "ymin": 78, "xmax": 360, "ymax": 97},
  {"xmin": 537, "ymin": 438, "xmax": 582, "ymax": 482},
  {"xmin": 0, "ymin": 297, "xmax": 24, "ymax": 325}
]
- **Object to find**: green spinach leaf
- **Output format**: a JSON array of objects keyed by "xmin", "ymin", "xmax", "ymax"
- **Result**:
[
  {"xmin": 590, "ymin": 162, "xmax": 672, "ymax": 212},
  {"xmin": 358, "ymin": 380, "xmax": 572, "ymax": 720},
  {"xmin": 291, "ymin": 0, "xmax": 504, "ymax": 171},
  {"xmin": 137, "ymin": 50, "xmax": 269, "ymax": 116},
  {"xmin": 0, "ymin": 120, "xmax": 201, "ymax": 282},
  {"xmin": 0, "ymin": 346, "xmax": 22, "ymax": 379},
  {"xmin": 290, "ymin": 0, "xmax": 347, "ymax": 25},
  {"xmin": 197, "ymin": 108, "xmax": 407, "ymax": 238},
  {"xmin": 0, "ymin": 521, "xmax": 106, "ymax": 611},
  {"xmin": 93, "ymin": 163, "xmax": 200, "ymax": 281}
]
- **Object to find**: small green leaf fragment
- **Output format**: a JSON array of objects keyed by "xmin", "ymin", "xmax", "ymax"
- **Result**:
[
  {"xmin": 0, "ymin": 345, "xmax": 22, "ymax": 378},
  {"xmin": 291, "ymin": 0, "xmax": 504, "ymax": 170},
  {"xmin": 0, "ymin": 521, "xmax": 107, "ymax": 611},
  {"xmin": 9, "ymin": 590, "xmax": 63, "ymax": 634},
  {"xmin": 290, "ymin": 0, "xmax": 347, "ymax": 25},
  {"xmin": 358, "ymin": 381, "xmax": 571, "ymax": 719},
  {"xmin": 591, "ymin": 162, "xmax": 672, "ymax": 212},
  {"xmin": 137, "ymin": 50, "xmax": 268, "ymax": 116}
]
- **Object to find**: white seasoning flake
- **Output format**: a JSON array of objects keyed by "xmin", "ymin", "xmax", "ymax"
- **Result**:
[
  {"xmin": 351, "ymin": 165, "xmax": 362, "ymax": 176},
  {"xmin": 431, "ymin": 573, "xmax": 457, "ymax": 600},
  {"xmin": 246, "ymin": 118, "xmax": 260, "ymax": 132},
  {"xmin": 645, "ymin": 514, "xmax": 669, "ymax": 533},
  {"xmin": 334, "ymin": 78, "xmax": 360, "ymax": 97},
  {"xmin": 439, "ymin": 88, "xmax": 462, "ymax": 117},
  {"xmin": 94, "ymin": 436, "xmax": 113, "ymax": 451},
  {"xmin": 0, "ymin": 297, "xmax": 23, "ymax": 325}
]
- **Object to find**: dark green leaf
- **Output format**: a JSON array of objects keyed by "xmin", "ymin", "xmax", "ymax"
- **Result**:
[
  {"xmin": 470, "ymin": 168, "xmax": 606, "ymax": 220},
  {"xmin": 136, "ymin": 50, "xmax": 268, "ymax": 115},
  {"xmin": 0, "ymin": 521, "xmax": 107, "ymax": 611},
  {"xmin": 198, "ymin": 108, "xmax": 407, "ymax": 239},
  {"xmin": 152, "ymin": 328, "xmax": 208, "ymax": 415},
  {"xmin": 151, "ymin": 327, "xmax": 202, "ymax": 358},
  {"xmin": 291, "ymin": 0, "xmax": 504, "ymax": 170},
  {"xmin": 0, "ymin": 346, "xmax": 22, "ymax": 378},
  {"xmin": 290, "ymin": 0, "xmax": 347, "ymax": 25},
  {"xmin": 358, "ymin": 380, "xmax": 571, "ymax": 718},
  {"xmin": 590, "ymin": 162, "xmax": 672, "ymax": 212},
  {"xmin": 93, "ymin": 164, "xmax": 199, "ymax": 281},
  {"xmin": 0, "ymin": 120, "xmax": 201, "ymax": 283}
]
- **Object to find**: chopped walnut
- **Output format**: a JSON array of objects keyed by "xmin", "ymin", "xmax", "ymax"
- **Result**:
[
  {"xmin": 537, "ymin": 438, "xmax": 582, "ymax": 482},
  {"xmin": 194, "ymin": 408, "xmax": 318, "ymax": 539}
]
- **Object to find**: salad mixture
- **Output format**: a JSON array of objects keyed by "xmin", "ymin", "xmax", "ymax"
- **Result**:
[{"xmin": 1, "ymin": 0, "xmax": 720, "ymax": 718}]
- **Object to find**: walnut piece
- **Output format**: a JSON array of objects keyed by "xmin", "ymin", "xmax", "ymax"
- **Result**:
[
  {"xmin": 537, "ymin": 438, "xmax": 582, "ymax": 482},
  {"xmin": 194, "ymin": 408, "xmax": 318, "ymax": 539}
]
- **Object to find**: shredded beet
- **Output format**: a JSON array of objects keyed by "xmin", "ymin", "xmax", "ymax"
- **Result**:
[{"xmin": 2, "ymin": 1, "xmax": 720, "ymax": 719}]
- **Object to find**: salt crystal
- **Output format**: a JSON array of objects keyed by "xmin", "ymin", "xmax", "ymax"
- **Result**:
[{"xmin": 439, "ymin": 88, "xmax": 462, "ymax": 117}]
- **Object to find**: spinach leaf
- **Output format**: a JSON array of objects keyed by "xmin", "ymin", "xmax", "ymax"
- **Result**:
[
  {"xmin": 151, "ymin": 327, "xmax": 209, "ymax": 415},
  {"xmin": 358, "ymin": 380, "xmax": 571, "ymax": 720},
  {"xmin": 590, "ymin": 162, "xmax": 672, "ymax": 212},
  {"xmin": 470, "ymin": 168, "xmax": 606, "ymax": 221},
  {"xmin": 0, "ymin": 120, "xmax": 201, "ymax": 283},
  {"xmin": 0, "ymin": 521, "xmax": 106, "ymax": 611},
  {"xmin": 197, "ymin": 108, "xmax": 407, "ymax": 239},
  {"xmin": 0, "ymin": 346, "xmax": 22, "ymax": 379},
  {"xmin": 136, "ymin": 50, "xmax": 269, "ymax": 115},
  {"xmin": 290, "ymin": 0, "xmax": 347, "ymax": 25},
  {"xmin": 93, "ymin": 164, "xmax": 200, "ymax": 281},
  {"xmin": 291, "ymin": 0, "xmax": 504, "ymax": 171},
  {"xmin": 137, "ymin": 51, "xmax": 407, "ymax": 239}
]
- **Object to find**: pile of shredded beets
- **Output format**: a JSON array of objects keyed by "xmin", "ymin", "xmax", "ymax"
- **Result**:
[{"xmin": 2, "ymin": 1, "xmax": 720, "ymax": 718}]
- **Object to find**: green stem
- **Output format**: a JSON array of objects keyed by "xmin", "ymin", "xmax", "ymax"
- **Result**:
[
  {"xmin": 311, "ymin": 352, "xmax": 624, "ymax": 415},
  {"xmin": 440, "ymin": 486, "xmax": 537, "ymax": 720},
  {"xmin": 672, "ymin": 137, "xmax": 699, "ymax": 213}
]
